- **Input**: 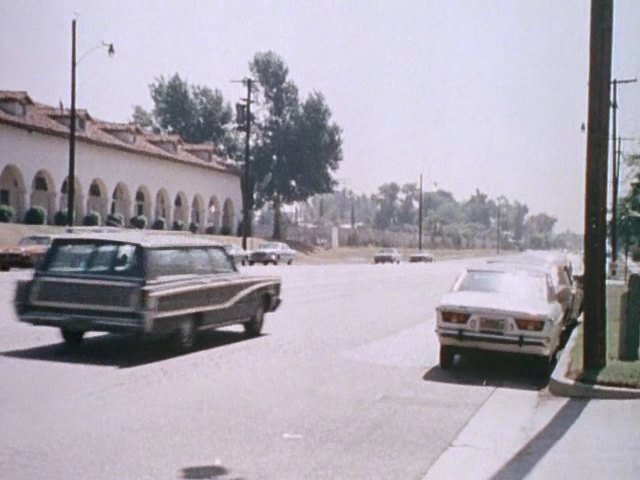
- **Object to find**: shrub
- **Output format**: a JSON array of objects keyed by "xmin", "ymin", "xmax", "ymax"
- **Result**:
[
  {"xmin": 130, "ymin": 215, "xmax": 148, "ymax": 229},
  {"xmin": 0, "ymin": 204, "xmax": 14, "ymax": 223},
  {"xmin": 106, "ymin": 213, "xmax": 124, "ymax": 227},
  {"xmin": 24, "ymin": 206, "xmax": 47, "ymax": 225},
  {"xmin": 205, "ymin": 224, "xmax": 217, "ymax": 235},
  {"xmin": 54, "ymin": 210, "xmax": 68, "ymax": 226},
  {"xmin": 152, "ymin": 217, "xmax": 166, "ymax": 230},
  {"xmin": 83, "ymin": 211, "xmax": 101, "ymax": 226},
  {"xmin": 172, "ymin": 220, "xmax": 185, "ymax": 231},
  {"xmin": 189, "ymin": 222, "xmax": 199, "ymax": 233},
  {"xmin": 220, "ymin": 225, "xmax": 232, "ymax": 236}
]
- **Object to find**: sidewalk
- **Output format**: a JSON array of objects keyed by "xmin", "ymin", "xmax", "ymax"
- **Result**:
[{"xmin": 423, "ymin": 325, "xmax": 640, "ymax": 480}]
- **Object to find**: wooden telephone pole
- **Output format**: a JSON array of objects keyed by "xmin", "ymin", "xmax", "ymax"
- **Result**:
[{"xmin": 583, "ymin": 0, "xmax": 614, "ymax": 370}]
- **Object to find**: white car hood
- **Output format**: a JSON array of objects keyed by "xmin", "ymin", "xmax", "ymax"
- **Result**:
[{"xmin": 438, "ymin": 291, "xmax": 552, "ymax": 317}]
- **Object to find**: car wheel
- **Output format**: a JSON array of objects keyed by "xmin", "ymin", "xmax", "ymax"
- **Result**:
[
  {"xmin": 172, "ymin": 317, "xmax": 197, "ymax": 351},
  {"xmin": 249, "ymin": 261, "xmax": 254, "ymax": 266},
  {"xmin": 536, "ymin": 355, "xmax": 553, "ymax": 377},
  {"xmin": 439, "ymin": 346, "xmax": 455, "ymax": 370},
  {"xmin": 61, "ymin": 328, "xmax": 85, "ymax": 346},
  {"xmin": 244, "ymin": 303, "xmax": 265, "ymax": 337},
  {"xmin": 1, "ymin": 264, "xmax": 10, "ymax": 271},
  {"xmin": 287, "ymin": 259, "xmax": 293, "ymax": 265},
  {"xmin": 263, "ymin": 261, "xmax": 269, "ymax": 266}
]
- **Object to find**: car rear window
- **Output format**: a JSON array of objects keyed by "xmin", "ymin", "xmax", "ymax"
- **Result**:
[
  {"xmin": 455, "ymin": 270, "xmax": 547, "ymax": 300},
  {"xmin": 44, "ymin": 241, "xmax": 141, "ymax": 277}
]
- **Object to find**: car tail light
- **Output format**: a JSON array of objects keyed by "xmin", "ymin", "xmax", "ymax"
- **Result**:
[
  {"xmin": 441, "ymin": 311, "xmax": 470, "ymax": 324},
  {"xmin": 514, "ymin": 318, "xmax": 545, "ymax": 331}
]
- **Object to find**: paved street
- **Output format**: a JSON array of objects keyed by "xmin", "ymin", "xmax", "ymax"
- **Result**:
[{"xmin": 1, "ymin": 259, "xmax": 639, "ymax": 479}]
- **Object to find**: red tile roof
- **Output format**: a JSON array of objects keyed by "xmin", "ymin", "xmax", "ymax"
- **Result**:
[{"xmin": 0, "ymin": 91, "xmax": 240, "ymax": 176}]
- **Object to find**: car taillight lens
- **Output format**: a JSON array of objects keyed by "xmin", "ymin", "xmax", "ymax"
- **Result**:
[
  {"xmin": 441, "ymin": 311, "xmax": 470, "ymax": 324},
  {"xmin": 514, "ymin": 318, "xmax": 545, "ymax": 331}
]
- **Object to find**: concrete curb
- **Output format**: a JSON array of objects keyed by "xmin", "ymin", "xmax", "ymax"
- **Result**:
[{"xmin": 549, "ymin": 323, "xmax": 640, "ymax": 399}]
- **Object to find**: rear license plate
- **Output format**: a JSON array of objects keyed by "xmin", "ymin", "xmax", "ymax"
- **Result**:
[{"xmin": 480, "ymin": 318, "xmax": 505, "ymax": 331}]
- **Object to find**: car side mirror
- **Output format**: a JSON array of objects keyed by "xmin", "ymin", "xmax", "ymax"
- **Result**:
[{"xmin": 556, "ymin": 286, "xmax": 572, "ymax": 305}]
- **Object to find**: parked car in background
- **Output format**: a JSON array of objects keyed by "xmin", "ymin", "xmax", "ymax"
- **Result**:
[
  {"xmin": 374, "ymin": 248, "xmax": 402, "ymax": 264},
  {"xmin": 224, "ymin": 244, "xmax": 250, "ymax": 266},
  {"xmin": 488, "ymin": 251, "xmax": 583, "ymax": 325},
  {"xmin": 409, "ymin": 250, "xmax": 434, "ymax": 263},
  {"xmin": 14, "ymin": 232, "xmax": 282, "ymax": 350},
  {"xmin": 435, "ymin": 264, "xmax": 571, "ymax": 372},
  {"xmin": 0, "ymin": 235, "xmax": 54, "ymax": 271},
  {"xmin": 248, "ymin": 242, "xmax": 297, "ymax": 265}
]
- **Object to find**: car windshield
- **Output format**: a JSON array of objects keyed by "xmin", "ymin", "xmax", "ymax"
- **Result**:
[
  {"xmin": 455, "ymin": 270, "xmax": 547, "ymax": 301},
  {"xmin": 19, "ymin": 236, "xmax": 50, "ymax": 246},
  {"xmin": 44, "ymin": 241, "xmax": 141, "ymax": 277}
]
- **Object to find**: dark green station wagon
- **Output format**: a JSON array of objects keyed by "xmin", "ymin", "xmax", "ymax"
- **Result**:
[{"xmin": 14, "ymin": 232, "xmax": 281, "ymax": 350}]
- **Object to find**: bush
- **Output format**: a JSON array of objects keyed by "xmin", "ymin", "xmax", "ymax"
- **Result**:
[
  {"xmin": 189, "ymin": 222, "xmax": 199, "ymax": 233},
  {"xmin": 220, "ymin": 225, "xmax": 232, "ymax": 236},
  {"xmin": 0, "ymin": 204, "xmax": 14, "ymax": 223},
  {"xmin": 54, "ymin": 210, "xmax": 68, "ymax": 226},
  {"xmin": 106, "ymin": 213, "xmax": 124, "ymax": 227},
  {"xmin": 152, "ymin": 217, "xmax": 166, "ymax": 230},
  {"xmin": 130, "ymin": 215, "xmax": 148, "ymax": 229},
  {"xmin": 83, "ymin": 211, "xmax": 101, "ymax": 226},
  {"xmin": 205, "ymin": 224, "xmax": 217, "ymax": 235},
  {"xmin": 24, "ymin": 206, "xmax": 47, "ymax": 225},
  {"xmin": 172, "ymin": 220, "xmax": 185, "ymax": 231}
]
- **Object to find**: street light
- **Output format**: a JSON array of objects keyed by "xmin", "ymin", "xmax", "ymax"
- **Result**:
[{"xmin": 67, "ymin": 19, "xmax": 114, "ymax": 226}]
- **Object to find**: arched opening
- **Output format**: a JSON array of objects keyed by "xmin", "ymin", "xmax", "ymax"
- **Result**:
[
  {"xmin": 0, "ymin": 164, "xmax": 26, "ymax": 222},
  {"xmin": 30, "ymin": 170, "xmax": 56, "ymax": 224},
  {"xmin": 154, "ymin": 189, "xmax": 171, "ymax": 228},
  {"xmin": 222, "ymin": 198, "xmax": 234, "ymax": 234},
  {"xmin": 110, "ymin": 182, "xmax": 131, "ymax": 221},
  {"xmin": 134, "ymin": 185, "xmax": 152, "ymax": 220},
  {"xmin": 207, "ymin": 196, "xmax": 221, "ymax": 231},
  {"xmin": 86, "ymin": 178, "xmax": 108, "ymax": 224},
  {"xmin": 191, "ymin": 194, "xmax": 204, "ymax": 232},
  {"xmin": 173, "ymin": 191, "xmax": 188, "ymax": 227}
]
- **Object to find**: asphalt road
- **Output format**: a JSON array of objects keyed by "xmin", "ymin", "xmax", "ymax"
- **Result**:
[{"xmin": 0, "ymin": 259, "xmax": 567, "ymax": 480}]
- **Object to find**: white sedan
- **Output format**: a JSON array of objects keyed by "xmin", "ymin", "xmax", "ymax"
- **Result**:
[
  {"xmin": 435, "ymin": 264, "xmax": 571, "ymax": 372},
  {"xmin": 248, "ymin": 242, "xmax": 297, "ymax": 265}
]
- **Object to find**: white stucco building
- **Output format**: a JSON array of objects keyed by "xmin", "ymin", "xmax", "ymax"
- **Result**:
[{"xmin": 0, "ymin": 91, "xmax": 242, "ymax": 233}]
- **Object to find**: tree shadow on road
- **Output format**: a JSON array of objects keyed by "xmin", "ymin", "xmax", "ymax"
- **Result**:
[
  {"xmin": 489, "ymin": 398, "xmax": 589, "ymax": 480},
  {"xmin": 1, "ymin": 329, "xmax": 264, "ymax": 369},
  {"xmin": 422, "ymin": 352, "xmax": 553, "ymax": 391}
]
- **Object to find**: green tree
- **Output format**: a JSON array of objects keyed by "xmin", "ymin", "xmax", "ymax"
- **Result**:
[
  {"xmin": 250, "ymin": 51, "xmax": 343, "ymax": 239},
  {"xmin": 133, "ymin": 73, "xmax": 235, "ymax": 151},
  {"xmin": 463, "ymin": 189, "xmax": 492, "ymax": 228},
  {"xmin": 374, "ymin": 182, "xmax": 401, "ymax": 229}
]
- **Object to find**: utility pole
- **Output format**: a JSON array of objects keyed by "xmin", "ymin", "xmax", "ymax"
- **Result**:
[
  {"xmin": 584, "ymin": 0, "xmax": 614, "ymax": 370},
  {"xmin": 418, "ymin": 174, "xmax": 423, "ymax": 251},
  {"xmin": 609, "ymin": 77, "xmax": 637, "ymax": 275},
  {"xmin": 67, "ymin": 19, "xmax": 77, "ymax": 226},
  {"xmin": 237, "ymin": 78, "xmax": 253, "ymax": 251},
  {"xmin": 497, "ymin": 205, "xmax": 501, "ymax": 255}
]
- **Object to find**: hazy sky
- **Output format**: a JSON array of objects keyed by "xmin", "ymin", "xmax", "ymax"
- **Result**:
[{"xmin": 1, "ymin": 0, "xmax": 639, "ymax": 232}]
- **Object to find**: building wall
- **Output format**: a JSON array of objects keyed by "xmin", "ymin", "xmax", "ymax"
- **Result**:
[{"xmin": 0, "ymin": 124, "xmax": 241, "ymax": 232}]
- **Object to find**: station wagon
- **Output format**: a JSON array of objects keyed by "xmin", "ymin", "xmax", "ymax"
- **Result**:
[{"xmin": 14, "ymin": 232, "xmax": 281, "ymax": 349}]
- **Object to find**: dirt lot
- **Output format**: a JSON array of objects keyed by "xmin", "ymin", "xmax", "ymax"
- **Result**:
[{"xmin": 0, "ymin": 223, "xmax": 491, "ymax": 265}]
